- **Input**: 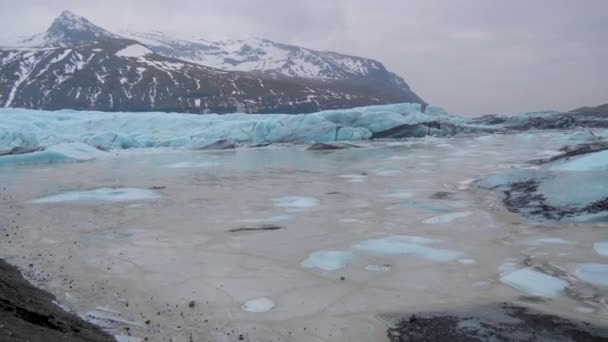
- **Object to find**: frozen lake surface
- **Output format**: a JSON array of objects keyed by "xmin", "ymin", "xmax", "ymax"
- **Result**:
[{"xmin": 1, "ymin": 132, "xmax": 607, "ymax": 341}]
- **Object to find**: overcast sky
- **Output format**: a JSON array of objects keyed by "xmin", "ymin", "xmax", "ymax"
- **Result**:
[{"xmin": 0, "ymin": 0, "xmax": 606, "ymax": 115}]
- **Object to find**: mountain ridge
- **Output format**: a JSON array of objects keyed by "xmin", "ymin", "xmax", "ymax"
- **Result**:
[{"xmin": 0, "ymin": 10, "xmax": 425, "ymax": 114}]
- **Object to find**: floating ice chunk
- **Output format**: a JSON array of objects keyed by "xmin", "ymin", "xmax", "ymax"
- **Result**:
[
  {"xmin": 594, "ymin": 242, "xmax": 608, "ymax": 256},
  {"xmin": 550, "ymin": 150, "xmax": 608, "ymax": 172},
  {"xmin": 456, "ymin": 178, "xmax": 476, "ymax": 190},
  {"xmin": 385, "ymin": 192, "xmax": 413, "ymax": 199},
  {"xmin": 500, "ymin": 267, "xmax": 568, "ymax": 298},
  {"xmin": 555, "ymin": 130, "xmax": 599, "ymax": 143},
  {"xmin": 337, "ymin": 174, "xmax": 367, "ymax": 182},
  {"xmin": 32, "ymin": 188, "xmax": 161, "ymax": 203},
  {"xmin": 575, "ymin": 264, "xmax": 608, "ymax": 288},
  {"xmin": 301, "ymin": 250, "xmax": 353, "ymax": 271},
  {"xmin": 353, "ymin": 235, "xmax": 463, "ymax": 262},
  {"xmin": 371, "ymin": 169, "xmax": 401, "ymax": 176},
  {"xmin": 241, "ymin": 297, "xmax": 275, "ymax": 313},
  {"xmin": 423, "ymin": 211, "xmax": 471, "ymax": 224},
  {"xmin": 0, "ymin": 143, "xmax": 106, "ymax": 165},
  {"xmin": 165, "ymin": 161, "xmax": 220, "ymax": 168},
  {"xmin": 365, "ymin": 265, "xmax": 391, "ymax": 272},
  {"xmin": 458, "ymin": 259, "xmax": 476, "ymax": 265},
  {"xmin": 273, "ymin": 196, "xmax": 319, "ymax": 209},
  {"xmin": 524, "ymin": 237, "xmax": 571, "ymax": 246},
  {"xmin": 576, "ymin": 307, "xmax": 595, "ymax": 314}
]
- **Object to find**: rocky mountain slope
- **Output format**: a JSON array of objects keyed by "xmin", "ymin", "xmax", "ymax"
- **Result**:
[{"xmin": 0, "ymin": 11, "xmax": 424, "ymax": 114}]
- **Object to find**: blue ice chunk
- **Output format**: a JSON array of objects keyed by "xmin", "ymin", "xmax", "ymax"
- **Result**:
[
  {"xmin": 352, "ymin": 235, "xmax": 463, "ymax": 262},
  {"xmin": 301, "ymin": 251, "xmax": 353, "ymax": 271},
  {"xmin": 549, "ymin": 150, "xmax": 608, "ymax": 172},
  {"xmin": 241, "ymin": 297, "xmax": 275, "ymax": 313},
  {"xmin": 575, "ymin": 264, "xmax": 608, "ymax": 288},
  {"xmin": 365, "ymin": 265, "xmax": 391, "ymax": 272},
  {"xmin": 555, "ymin": 130, "xmax": 600, "ymax": 143},
  {"xmin": 32, "ymin": 188, "xmax": 161, "ymax": 203},
  {"xmin": 0, "ymin": 143, "xmax": 106, "ymax": 166},
  {"xmin": 594, "ymin": 242, "xmax": 608, "ymax": 256},
  {"xmin": 385, "ymin": 192, "xmax": 414, "ymax": 199},
  {"xmin": 500, "ymin": 267, "xmax": 568, "ymax": 298}
]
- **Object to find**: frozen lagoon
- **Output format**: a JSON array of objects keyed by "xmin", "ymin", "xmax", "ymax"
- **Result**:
[{"xmin": 1, "ymin": 132, "xmax": 608, "ymax": 341}]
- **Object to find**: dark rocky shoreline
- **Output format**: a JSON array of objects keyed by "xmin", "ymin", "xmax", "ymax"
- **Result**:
[
  {"xmin": 384, "ymin": 303, "xmax": 608, "ymax": 342},
  {"xmin": 0, "ymin": 258, "xmax": 114, "ymax": 342}
]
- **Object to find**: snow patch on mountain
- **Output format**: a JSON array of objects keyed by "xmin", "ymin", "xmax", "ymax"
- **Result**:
[{"xmin": 116, "ymin": 44, "xmax": 153, "ymax": 58}]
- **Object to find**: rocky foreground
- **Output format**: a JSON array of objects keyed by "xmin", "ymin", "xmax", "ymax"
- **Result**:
[{"xmin": 0, "ymin": 258, "xmax": 114, "ymax": 342}]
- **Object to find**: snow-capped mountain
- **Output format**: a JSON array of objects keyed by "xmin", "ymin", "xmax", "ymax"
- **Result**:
[
  {"xmin": 0, "ymin": 11, "xmax": 424, "ymax": 114},
  {"xmin": 122, "ymin": 31, "xmax": 410, "ymax": 88}
]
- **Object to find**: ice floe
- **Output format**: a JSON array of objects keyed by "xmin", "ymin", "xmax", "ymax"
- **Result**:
[
  {"xmin": 352, "ymin": 235, "xmax": 463, "ymax": 262},
  {"xmin": 241, "ymin": 297, "xmax": 275, "ymax": 313},
  {"xmin": 500, "ymin": 267, "xmax": 568, "ymax": 298},
  {"xmin": 575, "ymin": 264, "xmax": 608, "ymax": 288},
  {"xmin": 384, "ymin": 192, "xmax": 414, "ymax": 199},
  {"xmin": 301, "ymin": 251, "xmax": 353, "ymax": 271},
  {"xmin": 423, "ymin": 211, "xmax": 472, "ymax": 224},
  {"xmin": 549, "ymin": 150, "xmax": 608, "ymax": 172},
  {"xmin": 272, "ymin": 196, "xmax": 319, "ymax": 209},
  {"xmin": 365, "ymin": 265, "xmax": 391, "ymax": 272},
  {"xmin": 0, "ymin": 142, "xmax": 106, "ymax": 165},
  {"xmin": 594, "ymin": 242, "xmax": 608, "ymax": 256},
  {"xmin": 523, "ymin": 237, "xmax": 571, "ymax": 246},
  {"xmin": 32, "ymin": 188, "xmax": 161, "ymax": 203}
]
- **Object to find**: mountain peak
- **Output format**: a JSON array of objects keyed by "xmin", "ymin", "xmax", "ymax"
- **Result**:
[
  {"xmin": 46, "ymin": 10, "xmax": 115, "ymax": 44},
  {"xmin": 18, "ymin": 10, "xmax": 118, "ymax": 47}
]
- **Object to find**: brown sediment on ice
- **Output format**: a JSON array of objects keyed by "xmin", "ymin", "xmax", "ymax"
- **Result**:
[{"xmin": 0, "ymin": 258, "xmax": 115, "ymax": 342}]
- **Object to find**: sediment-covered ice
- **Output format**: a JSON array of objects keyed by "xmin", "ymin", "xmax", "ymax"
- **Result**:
[
  {"xmin": 500, "ymin": 267, "xmax": 568, "ymax": 298},
  {"xmin": 575, "ymin": 264, "xmax": 608, "ymax": 288},
  {"xmin": 301, "ymin": 251, "xmax": 353, "ymax": 271},
  {"xmin": 241, "ymin": 298, "xmax": 275, "ymax": 313},
  {"xmin": 352, "ymin": 235, "xmax": 463, "ymax": 262},
  {"xmin": 32, "ymin": 188, "xmax": 161, "ymax": 203}
]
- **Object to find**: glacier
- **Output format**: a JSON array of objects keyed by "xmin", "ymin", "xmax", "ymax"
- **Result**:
[{"xmin": 0, "ymin": 103, "xmax": 490, "ymax": 163}]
